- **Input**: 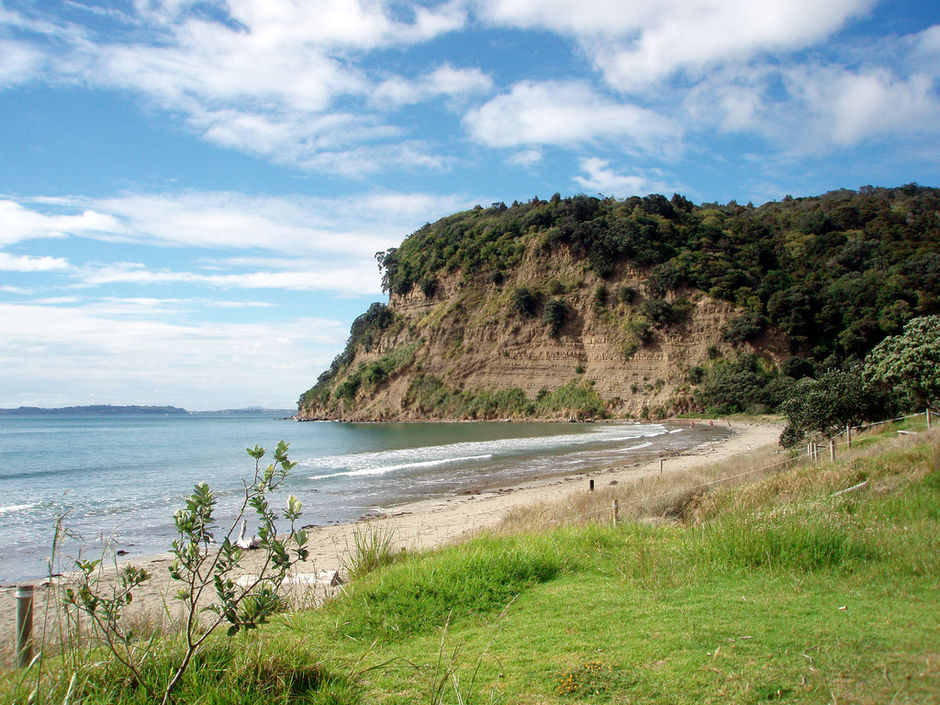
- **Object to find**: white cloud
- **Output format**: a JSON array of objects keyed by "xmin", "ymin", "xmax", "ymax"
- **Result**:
[
  {"xmin": 2, "ymin": 189, "xmax": 477, "ymax": 297},
  {"xmin": 910, "ymin": 24, "xmax": 940, "ymax": 68},
  {"xmin": 6, "ymin": 190, "xmax": 471, "ymax": 256},
  {"xmin": 573, "ymin": 158, "xmax": 675, "ymax": 197},
  {"xmin": 506, "ymin": 148, "xmax": 543, "ymax": 167},
  {"xmin": 2, "ymin": 0, "xmax": 469, "ymax": 172},
  {"xmin": 75, "ymin": 261, "xmax": 386, "ymax": 296},
  {"xmin": 477, "ymin": 0, "xmax": 874, "ymax": 91},
  {"xmin": 0, "ymin": 199, "xmax": 122, "ymax": 246},
  {"xmin": 0, "ymin": 300, "xmax": 346, "ymax": 408},
  {"xmin": 298, "ymin": 142, "xmax": 454, "ymax": 176},
  {"xmin": 0, "ymin": 252, "xmax": 70, "ymax": 272},
  {"xmin": 683, "ymin": 60, "xmax": 940, "ymax": 151},
  {"xmin": 784, "ymin": 66, "xmax": 940, "ymax": 147},
  {"xmin": 0, "ymin": 39, "xmax": 44, "ymax": 86},
  {"xmin": 464, "ymin": 81, "xmax": 679, "ymax": 150},
  {"xmin": 372, "ymin": 64, "xmax": 493, "ymax": 107}
]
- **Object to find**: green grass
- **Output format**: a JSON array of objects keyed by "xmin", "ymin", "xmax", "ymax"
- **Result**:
[{"xmin": 5, "ymin": 431, "xmax": 939, "ymax": 704}]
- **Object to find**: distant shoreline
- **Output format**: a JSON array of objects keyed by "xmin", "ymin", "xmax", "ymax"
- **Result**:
[{"xmin": 0, "ymin": 405, "xmax": 295, "ymax": 416}]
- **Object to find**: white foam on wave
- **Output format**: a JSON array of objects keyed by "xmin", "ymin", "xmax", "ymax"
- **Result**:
[
  {"xmin": 300, "ymin": 423, "xmax": 667, "ymax": 479},
  {"xmin": 625, "ymin": 441, "xmax": 653, "ymax": 451},
  {"xmin": 311, "ymin": 453, "xmax": 494, "ymax": 481},
  {"xmin": 0, "ymin": 502, "xmax": 40, "ymax": 515}
]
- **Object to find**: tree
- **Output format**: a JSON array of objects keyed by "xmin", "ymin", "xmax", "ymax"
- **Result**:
[
  {"xmin": 64, "ymin": 442, "xmax": 309, "ymax": 705},
  {"xmin": 511, "ymin": 286, "xmax": 539, "ymax": 318},
  {"xmin": 864, "ymin": 315, "xmax": 940, "ymax": 409},
  {"xmin": 779, "ymin": 368, "xmax": 876, "ymax": 447},
  {"xmin": 543, "ymin": 298, "xmax": 569, "ymax": 338}
]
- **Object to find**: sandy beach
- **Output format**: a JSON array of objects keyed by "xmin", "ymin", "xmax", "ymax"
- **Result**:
[{"xmin": 0, "ymin": 420, "xmax": 780, "ymax": 661}]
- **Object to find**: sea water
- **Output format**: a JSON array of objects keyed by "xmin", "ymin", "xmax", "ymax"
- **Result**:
[{"xmin": 0, "ymin": 413, "xmax": 732, "ymax": 582}]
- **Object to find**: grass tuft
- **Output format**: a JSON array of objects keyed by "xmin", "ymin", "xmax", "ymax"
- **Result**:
[
  {"xmin": 331, "ymin": 534, "xmax": 561, "ymax": 640},
  {"xmin": 341, "ymin": 521, "xmax": 401, "ymax": 580}
]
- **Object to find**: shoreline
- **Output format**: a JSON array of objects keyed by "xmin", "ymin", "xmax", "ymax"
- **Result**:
[{"xmin": 0, "ymin": 420, "xmax": 781, "ymax": 659}]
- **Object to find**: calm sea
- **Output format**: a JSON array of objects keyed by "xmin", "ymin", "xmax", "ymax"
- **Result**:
[{"xmin": 0, "ymin": 413, "xmax": 732, "ymax": 583}]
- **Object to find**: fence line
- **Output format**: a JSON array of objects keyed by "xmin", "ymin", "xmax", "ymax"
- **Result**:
[
  {"xmin": 567, "ymin": 410, "xmax": 937, "ymax": 527},
  {"xmin": 833, "ymin": 409, "xmax": 934, "ymax": 437}
]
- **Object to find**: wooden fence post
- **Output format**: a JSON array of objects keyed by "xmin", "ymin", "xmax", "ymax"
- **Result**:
[
  {"xmin": 846, "ymin": 424, "xmax": 852, "ymax": 448},
  {"xmin": 611, "ymin": 500, "xmax": 619, "ymax": 527},
  {"xmin": 659, "ymin": 458, "xmax": 664, "ymax": 475},
  {"xmin": 16, "ymin": 584, "xmax": 33, "ymax": 669},
  {"xmin": 829, "ymin": 438, "xmax": 836, "ymax": 462},
  {"xmin": 928, "ymin": 408, "xmax": 932, "ymax": 431},
  {"xmin": 589, "ymin": 479, "xmax": 594, "ymax": 492}
]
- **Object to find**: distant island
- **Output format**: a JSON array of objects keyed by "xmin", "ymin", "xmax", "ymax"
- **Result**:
[
  {"xmin": 0, "ymin": 405, "xmax": 189, "ymax": 416},
  {"xmin": 0, "ymin": 405, "xmax": 295, "ymax": 416}
]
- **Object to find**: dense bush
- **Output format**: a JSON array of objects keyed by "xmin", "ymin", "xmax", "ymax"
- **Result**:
[
  {"xmin": 375, "ymin": 186, "xmax": 939, "ymax": 365},
  {"xmin": 778, "ymin": 368, "xmax": 885, "ymax": 447},
  {"xmin": 640, "ymin": 297, "xmax": 692, "ymax": 327},
  {"xmin": 865, "ymin": 315, "xmax": 940, "ymax": 408},
  {"xmin": 543, "ymin": 298, "xmax": 569, "ymax": 337},
  {"xmin": 722, "ymin": 311, "xmax": 768, "ymax": 344},
  {"xmin": 694, "ymin": 355, "xmax": 776, "ymax": 414},
  {"xmin": 511, "ymin": 286, "xmax": 539, "ymax": 318}
]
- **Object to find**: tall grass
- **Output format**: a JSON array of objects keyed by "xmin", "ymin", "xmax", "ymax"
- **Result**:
[
  {"xmin": 340, "ymin": 521, "xmax": 401, "ymax": 580},
  {"xmin": 331, "ymin": 534, "xmax": 562, "ymax": 640}
]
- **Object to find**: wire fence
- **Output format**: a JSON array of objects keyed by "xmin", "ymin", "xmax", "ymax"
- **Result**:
[{"xmin": 552, "ymin": 409, "xmax": 937, "ymax": 527}]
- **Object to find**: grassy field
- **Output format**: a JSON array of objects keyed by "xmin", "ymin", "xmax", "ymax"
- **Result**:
[{"xmin": 4, "ymin": 421, "xmax": 939, "ymax": 704}]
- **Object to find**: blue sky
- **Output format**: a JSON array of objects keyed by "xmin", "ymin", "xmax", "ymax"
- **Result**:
[{"xmin": 0, "ymin": 0, "xmax": 938, "ymax": 410}]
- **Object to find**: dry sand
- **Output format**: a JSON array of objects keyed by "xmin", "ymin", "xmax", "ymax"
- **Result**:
[{"xmin": 1, "ymin": 420, "xmax": 780, "ymax": 660}]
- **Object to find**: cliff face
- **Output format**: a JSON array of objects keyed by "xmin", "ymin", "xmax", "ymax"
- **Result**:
[
  {"xmin": 298, "ymin": 250, "xmax": 788, "ymax": 421},
  {"xmin": 297, "ymin": 187, "xmax": 938, "ymax": 421}
]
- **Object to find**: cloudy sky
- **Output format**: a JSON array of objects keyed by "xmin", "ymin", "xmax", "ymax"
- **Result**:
[{"xmin": 0, "ymin": 0, "xmax": 938, "ymax": 409}]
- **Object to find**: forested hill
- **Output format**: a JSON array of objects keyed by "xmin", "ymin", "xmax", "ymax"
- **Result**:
[{"xmin": 299, "ymin": 185, "xmax": 939, "ymax": 421}]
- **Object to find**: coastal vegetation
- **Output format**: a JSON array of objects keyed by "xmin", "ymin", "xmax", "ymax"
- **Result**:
[
  {"xmin": 41, "ymin": 443, "xmax": 310, "ymax": 705},
  {"xmin": 299, "ymin": 185, "xmax": 940, "ymax": 422},
  {"xmin": 5, "ymin": 420, "xmax": 938, "ymax": 703}
]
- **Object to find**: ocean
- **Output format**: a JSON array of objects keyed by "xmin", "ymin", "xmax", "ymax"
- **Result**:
[{"xmin": 0, "ymin": 413, "xmax": 732, "ymax": 583}]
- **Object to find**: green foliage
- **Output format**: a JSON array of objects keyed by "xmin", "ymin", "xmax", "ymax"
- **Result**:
[
  {"xmin": 779, "ymin": 368, "xmax": 882, "ymax": 446},
  {"xmin": 640, "ymin": 297, "xmax": 691, "ymax": 327},
  {"xmin": 341, "ymin": 522, "xmax": 400, "ymax": 580},
  {"xmin": 372, "ymin": 187, "xmax": 939, "ymax": 366},
  {"xmin": 534, "ymin": 380, "xmax": 607, "ymax": 419},
  {"xmin": 62, "ymin": 442, "xmax": 309, "ymax": 704},
  {"xmin": 617, "ymin": 285, "xmax": 636, "ymax": 304},
  {"xmin": 692, "ymin": 512, "xmax": 878, "ymax": 571},
  {"xmin": 864, "ymin": 314, "xmax": 940, "ymax": 408},
  {"xmin": 404, "ymin": 375, "xmax": 535, "ymax": 419},
  {"xmin": 543, "ymin": 298, "xmax": 569, "ymax": 337},
  {"xmin": 401, "ymin": 376, "xmax": 606, "ymax": 420},
  {"xmin": 347, "ymin": 302, "xmax": 394, "ymax": 352},
  {"xmin": 694, "ymin": 355, "xmax": 775, "ymax": 414},
  {"xmin": 721, "ymin": 310, "xmax": 768, "ymax": 344},
  {"xmin": 298, "ymin": 303, "xmax": 396, "ymax": 411},
  {"xmin": 332, "ymin": 536, "xmax": 561, "ymax": 639},
  {"xmin": 510, "ymin": 286, "xmax": 539, "ymax": 318},
  {"xmin": 781, "ymin": 356, "xmax": 814, "ymax": 379}
]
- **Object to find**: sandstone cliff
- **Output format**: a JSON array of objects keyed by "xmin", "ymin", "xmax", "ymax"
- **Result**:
[
  {"xmin": 298, "ymin": 252, "xmax": 787, "ymax": 421},
  {"xmin": 297, "ymin": 187, "xmax": 938, "ymax": 421}
]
